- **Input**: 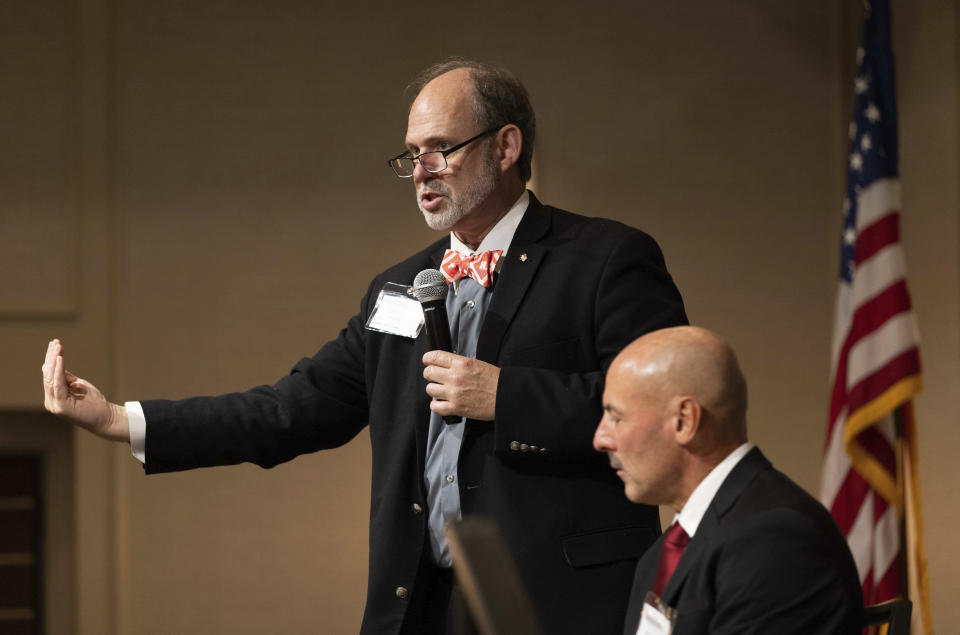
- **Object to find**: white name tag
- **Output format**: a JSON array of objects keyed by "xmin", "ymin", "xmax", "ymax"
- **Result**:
[
  {"xmin": 635, "ymin": 592, "xmax": 675, "ymax": 635},
  {"xmin": 365, "ymin": 282, "xmax": 424, "ymax": 339}
]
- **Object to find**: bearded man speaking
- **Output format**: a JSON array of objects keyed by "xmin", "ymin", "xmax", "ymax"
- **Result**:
[{"xmin": 42, "ymin": 58, "xmax": 687, "ymax": 634}]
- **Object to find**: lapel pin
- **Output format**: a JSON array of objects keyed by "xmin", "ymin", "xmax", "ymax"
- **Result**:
[{"xmin": 519, "ymin": 253, "xmax": 528, "ymax": 262}]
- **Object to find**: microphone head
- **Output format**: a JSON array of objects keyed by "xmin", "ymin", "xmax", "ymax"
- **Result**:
[{"xmin": 412, "ymin": 269, "xmax": 448, "ymax": 303}]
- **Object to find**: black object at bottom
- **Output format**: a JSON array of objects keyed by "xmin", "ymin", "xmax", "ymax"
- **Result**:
[{"xmin": 421, "ymin": 299, "xmax": 462, "ymax": 426}]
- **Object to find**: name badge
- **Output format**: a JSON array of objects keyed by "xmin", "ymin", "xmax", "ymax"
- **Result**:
[
  {"xmin": 635, "ymin": 592, "xmax": 676, "ymax": 635},
  {"xmin": 365, "ymin": 282, "xmax": 424, "ymax": 339}
]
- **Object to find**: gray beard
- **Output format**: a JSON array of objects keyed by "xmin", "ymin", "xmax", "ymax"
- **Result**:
[{"xmin": 417, "ymin": 153, "xmax": 499, "ymax": 232}]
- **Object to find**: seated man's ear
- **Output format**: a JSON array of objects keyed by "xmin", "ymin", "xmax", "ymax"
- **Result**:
[{"xmin": 673, "ymin": 396, "xmax": 701, "ymax": 446}]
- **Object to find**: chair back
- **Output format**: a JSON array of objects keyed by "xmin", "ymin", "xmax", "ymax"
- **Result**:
[
  {"xmin": 446, "ymin": 517, "xmax": 542, "ymax": 635},
  {"xmin": 864, "ymin": 598, "xmax": 912, "ymax": 635}
]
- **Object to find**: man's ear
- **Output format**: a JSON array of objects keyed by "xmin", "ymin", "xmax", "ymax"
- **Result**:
[
  {"xmin": 673, "ymin": 396, "xmax": 701, "ymax": 446},
  {"xmin": 495, "ymin": 124, "xmax": 522, "ymax": 173}
]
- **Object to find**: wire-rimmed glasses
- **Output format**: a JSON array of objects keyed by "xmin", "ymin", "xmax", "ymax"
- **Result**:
[{"xmin": 387, "ymin": 127, "xmax": 500, "ymax": 178}]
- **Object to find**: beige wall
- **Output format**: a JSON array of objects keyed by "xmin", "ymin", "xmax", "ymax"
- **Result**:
[{"xmin": 0, "ymin": 1, "xmax": 956, "ymax": 633}]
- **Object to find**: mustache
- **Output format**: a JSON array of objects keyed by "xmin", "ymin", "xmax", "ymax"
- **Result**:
[
  {"xmin": 608, "ymin": 455, "xmax": 623, "ymax": 470},
  {"xmin": 418, "ymin": 183, "xmax": 450, "ymax": 197}
]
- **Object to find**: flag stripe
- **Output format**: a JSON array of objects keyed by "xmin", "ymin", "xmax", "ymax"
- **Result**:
[
  {"xmin": 820, "ymin": 407, "xmax": 850, "ymax": 502},
  {"xmin": 847, "ymin": 347, "xmax": 920, "ymax": 415},
  {"xmin": 827, "ymin": 281, "xmax": 914, "ymax": 428},
  {"xmin": 850, "ymin": 242, "xmax": 907, "ymax": 310},
  {"xmin": 831, "ymin": 468, "xmax": 870, "ymax": 535},
  {"xmin": 847, "ymin": 307, "xmax": 918, "ymax": 388},
  {"xmin": 874, "ymin": 557, "xmax": 899, "ymax": 603},
  {"xmin": 855, "ymin": 212, "xmax": 900, "ymax": 265},
  {"xmin": 846, "ymin": 491, "xmax": 874, "ymax": 580},
  {"xmin": 873, "ymin": 498, "xmax": 900, "ymax": 600},
  {"xmin": 855, "ymin": 178, "xmax": 901, "ymax": 230},
  {"xmin": 829, "ymin": 285, "xmax": 852, "ymax": 373}
]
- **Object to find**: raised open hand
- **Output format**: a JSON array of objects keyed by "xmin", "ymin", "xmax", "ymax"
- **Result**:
[{"xmin": 41, "ymin": 339, "xmax": 128, "ymax": 441}]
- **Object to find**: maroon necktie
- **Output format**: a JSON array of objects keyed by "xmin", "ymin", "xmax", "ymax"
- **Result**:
[{"xmin": 652, "ymin": 522, "xmax": 690, "ymax": 597}]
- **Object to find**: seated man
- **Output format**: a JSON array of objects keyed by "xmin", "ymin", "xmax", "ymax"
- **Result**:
[{"xmin": 593, "ymin": 326, "xmax": 863, "ymax": 635}]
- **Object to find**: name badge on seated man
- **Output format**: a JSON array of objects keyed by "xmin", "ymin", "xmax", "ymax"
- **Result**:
[
  {"xmin": 635, "ymin": 591, "xmax": 677, "ymax": 635},
  {"xmin": 365, "ymin": 282, "xmax": 424, "ymax": 339}
]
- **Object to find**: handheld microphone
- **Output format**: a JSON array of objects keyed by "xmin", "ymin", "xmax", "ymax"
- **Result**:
[{"xmin": 413, "ymin": 269, "xmax": 460, "ymax": 425}]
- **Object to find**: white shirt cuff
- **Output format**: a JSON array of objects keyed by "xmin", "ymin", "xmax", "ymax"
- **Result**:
[{"xmin": 126, "ymin": 401, "xmax": 146, "ymax": 464}]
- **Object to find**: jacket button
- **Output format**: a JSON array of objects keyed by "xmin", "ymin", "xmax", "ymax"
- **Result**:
[
  {"xmin": 411, "ymin": 503, "xmax": 423, "ymax": 514},
  {"xmin": 510, "ymin": 441, "xmax": 520, "ymax": 451},
  {"xmin": 396, "ymin": 586, "xmax": 408, "ymax": 599},
  {"xmin": 520, "ymin": 443, "xmax": 529, "ymax": 452}
]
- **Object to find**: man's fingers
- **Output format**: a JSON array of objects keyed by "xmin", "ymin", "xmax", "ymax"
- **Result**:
[
  {"xmin": 422, "ymin": 364, "xmax": 453, "ymax": 383},
  {"xmin": 42, "ymin": 339, "xmax": 59, "ymax": 382},
  {"xmin": 425, "ymin": 382, "xmax": 448, "ymax": 400},
  {"xmin": 422, "ymin": 350, "xmax": 456, "ymax": 368},
  {"xmin": 67, "ymin": 380, "xmax": 87, "ymax": 398},
  {"xmin": 52, "ymin": 355, "xmax": 67, "ymax": 402},
  {"xmin": 45, "ymin": 356, "xmax": 63, "ymax": 413},
  {"xmin": 422, "ymin": 354, "xmax": 498, "ymax": 420},
  {"xmin": 429, "ymin": 398, "xmax": 455, "ymax": 417},
  {"xmin": 67, "ymin": 375, "xmax": 97, "ymax": 397}
]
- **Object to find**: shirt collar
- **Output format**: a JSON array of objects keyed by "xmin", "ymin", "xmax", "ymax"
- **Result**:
[
  {"xmin": 673, "ymin": 442, "xmax": 754, "ymax": 538},
  {"xmin": 448, "ymin": 190, "xmax": 529, "ymax": 257}
]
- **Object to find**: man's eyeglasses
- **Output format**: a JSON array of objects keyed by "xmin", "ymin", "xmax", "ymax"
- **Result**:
[{"xmin": 388, "ymin": 127, "xmax": 500, "ymax": 178}]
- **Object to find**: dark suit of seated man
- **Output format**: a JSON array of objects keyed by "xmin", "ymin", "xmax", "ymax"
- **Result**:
[{"xmin": 593, "ymin": 326, "xmax": 864, "ymax": 635}]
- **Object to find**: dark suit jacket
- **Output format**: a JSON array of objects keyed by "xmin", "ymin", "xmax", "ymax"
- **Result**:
[
  {"xmin": 139, "ymin": 193, "xmax": 688, "ymax": 634},
  {"xmin": 624, "ymin": 448, "xmax": 864, "ymax": 635}
]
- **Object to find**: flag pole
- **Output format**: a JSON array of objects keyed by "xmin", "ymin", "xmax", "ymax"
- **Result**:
[{"xmin": 892, "ymin": 404, "xmax": 909, "ymax": 602}]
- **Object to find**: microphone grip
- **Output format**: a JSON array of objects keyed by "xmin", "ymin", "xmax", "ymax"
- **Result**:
[
  {"xmin": 422, "ymin": 300, "xmax": 452, "ymax": 353},
  {"xmin": 421, "ymin": 300, "xmax": 461, "ymax": 425}
]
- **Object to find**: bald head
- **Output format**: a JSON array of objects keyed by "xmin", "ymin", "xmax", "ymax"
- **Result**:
[
  {"xmin": 594, "ymin": 326, "xmax": 748, "ymax": 508},
  {"xmin": 408, "ymin": 68, "xmax": 476, "ymax": 134},
  {"xmin": 613, "ymin": 326, "xmax": 748, "ymax": 445}
]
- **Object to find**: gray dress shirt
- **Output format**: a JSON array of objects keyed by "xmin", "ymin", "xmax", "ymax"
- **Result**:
[{"xmin": 423, "ymin": 276, "xmax": 492, "ymax": 566}]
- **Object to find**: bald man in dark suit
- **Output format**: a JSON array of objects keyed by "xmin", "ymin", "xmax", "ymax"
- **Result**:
[{"xmin": 594, "ymin": 327, "xmax": 863, "ymax": 635}]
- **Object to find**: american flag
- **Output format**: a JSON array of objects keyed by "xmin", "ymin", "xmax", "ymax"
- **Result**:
[{"xmin": 819, "ymin": 1, "xmax": 931, "ymax": 631}]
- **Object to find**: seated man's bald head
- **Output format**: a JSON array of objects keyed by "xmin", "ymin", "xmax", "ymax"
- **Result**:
[
  {"xmin": 595, "ymin": 326, "xmax": 748, "ymax": 508},
  {"xmin": 615, "ymin": 326, "xmax": 747, "ymax": 446}
]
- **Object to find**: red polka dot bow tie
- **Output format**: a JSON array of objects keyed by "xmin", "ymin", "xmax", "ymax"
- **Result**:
[{"xmin": 440, "ymin": 249, "xmax": 503, "ymax": 287}]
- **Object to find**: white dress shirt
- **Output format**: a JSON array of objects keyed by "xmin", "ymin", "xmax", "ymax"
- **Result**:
[{"xmin": 672, "ymin": 442, "xmax": 755, "ymax": 538}]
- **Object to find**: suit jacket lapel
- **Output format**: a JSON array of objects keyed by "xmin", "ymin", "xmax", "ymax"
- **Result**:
[
  {"xmin": 710, "ymin": 447, "xmax": 771, "ymax": 517},
  {"xmin": 660, "ymin": 514, "xmax": 714, "ymax": 605},
  {"xmin": 476, "ymin": 193, "xmax": 550, "ymax": 364},
  {"xmin": 634, "ymin": 533, "xmax": 667, "ymax": 600},
  {"xmin": 659, "ymin": 448, "xmax": 772, "ymax": 605},
  {"xmin": 429, "ymin": 241, "xmax": 447, "ymax": 269}
]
